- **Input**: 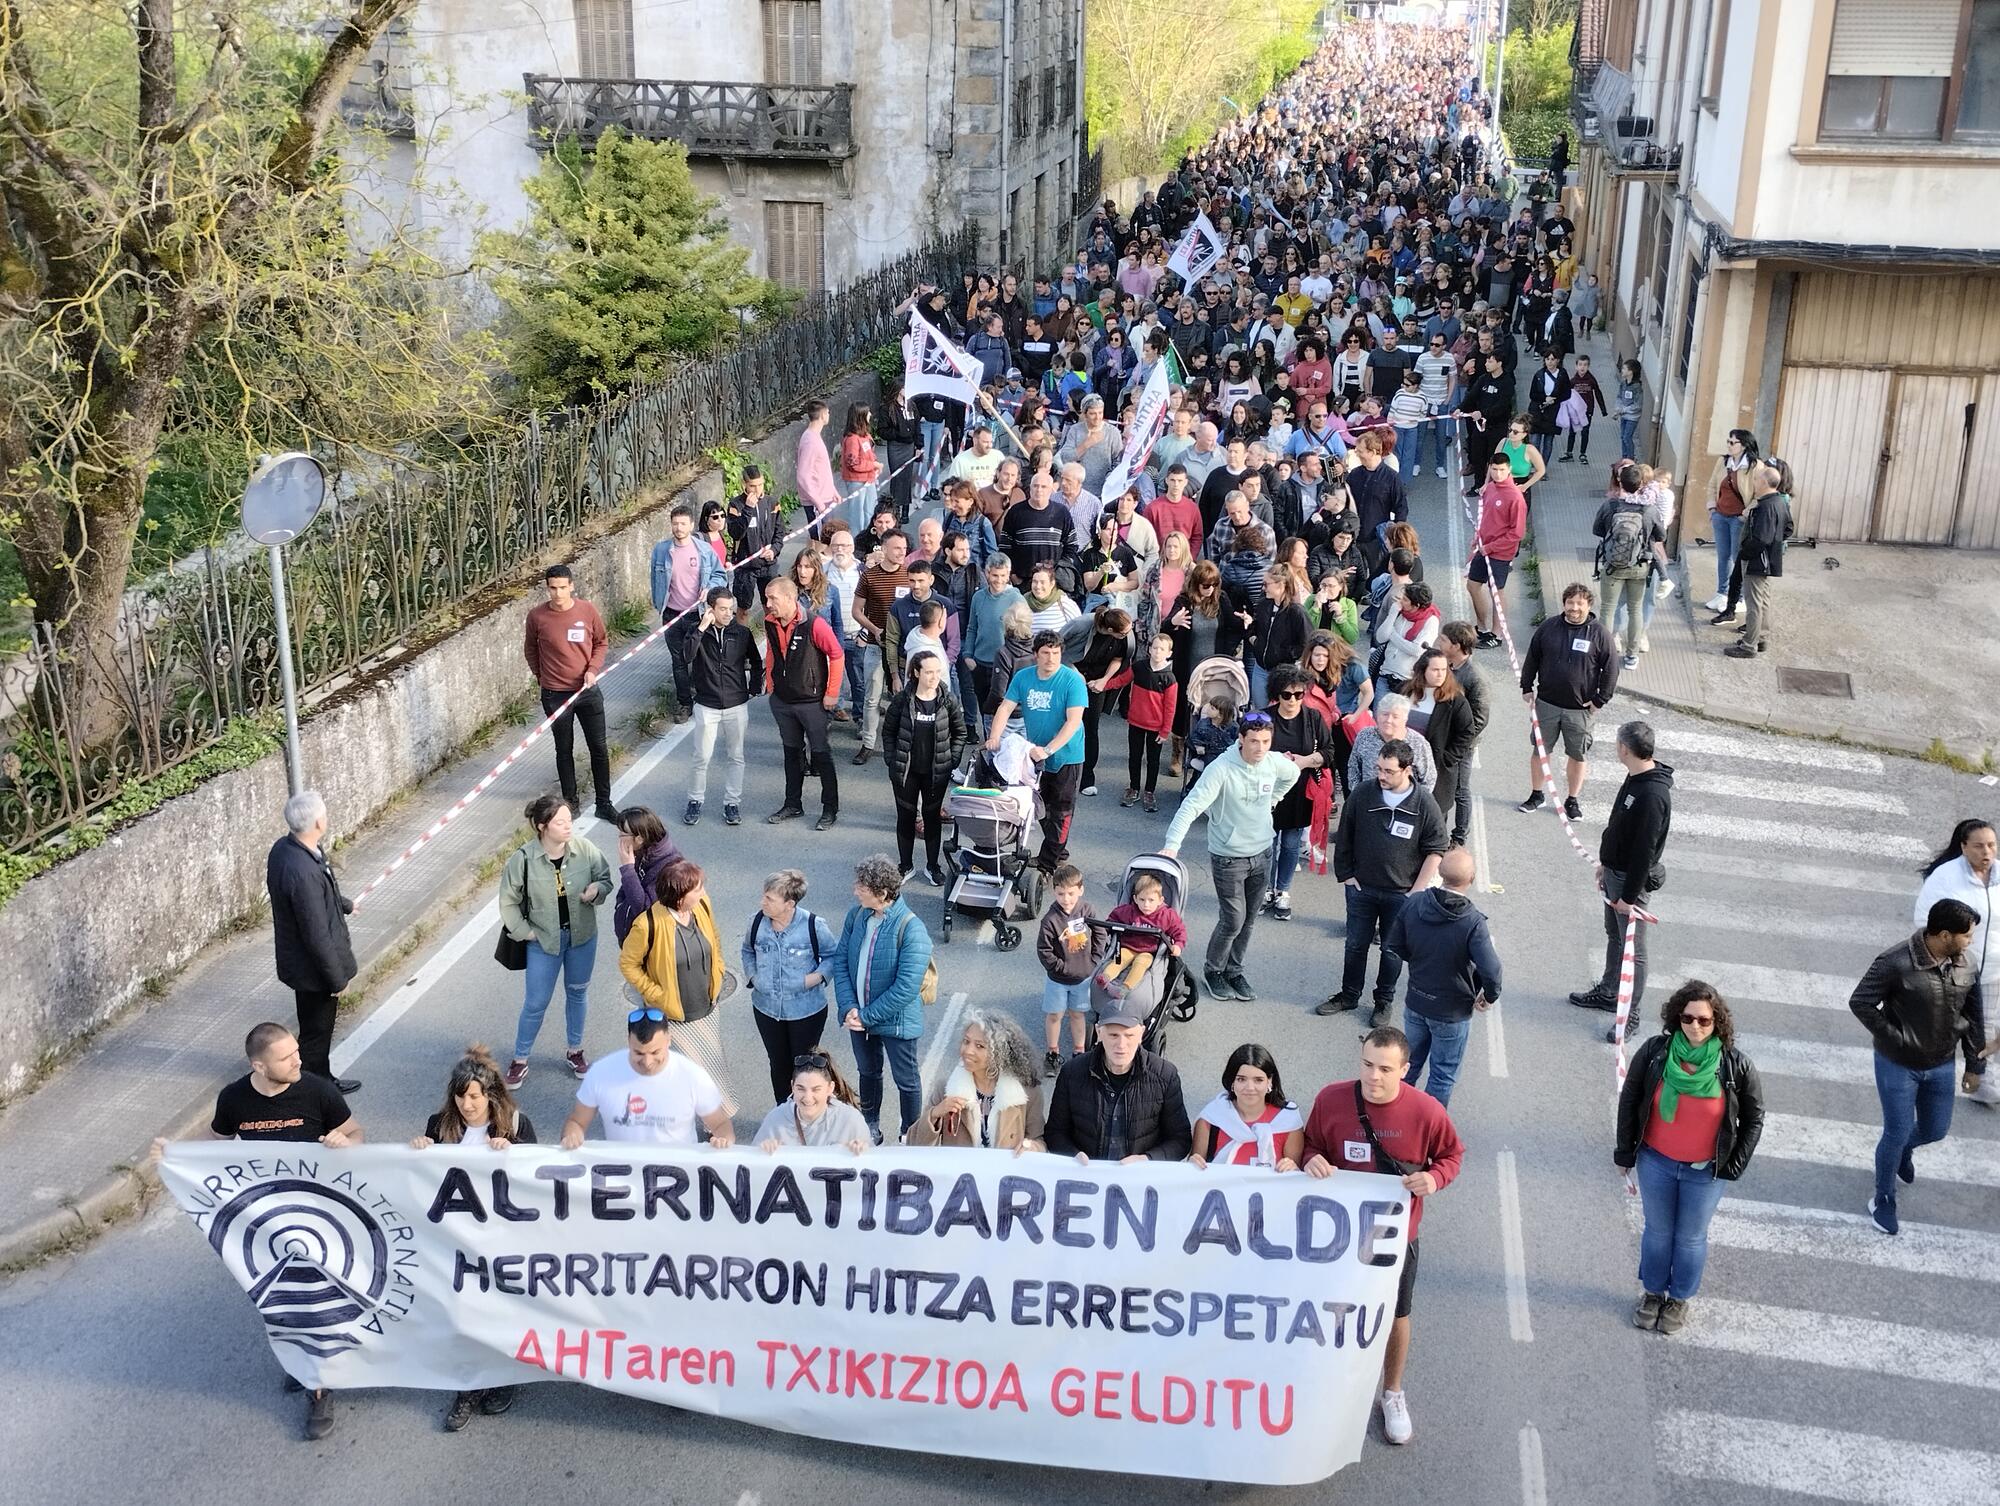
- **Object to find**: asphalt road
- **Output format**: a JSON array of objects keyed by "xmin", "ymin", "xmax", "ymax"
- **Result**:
[{"xmin": 3, "ymin": 470, "xmax": 1995, "ymax": 1506}]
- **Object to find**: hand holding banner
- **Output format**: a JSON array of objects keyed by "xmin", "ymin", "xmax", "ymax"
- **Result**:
[{"xmin": 162, "ymin": 1142, "xmax": 1409, "ymax": 1485}]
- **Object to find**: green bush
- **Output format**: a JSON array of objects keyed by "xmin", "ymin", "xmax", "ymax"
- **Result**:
[
  {"xmin": 1503, "ymin": 106, "xmax": 1570, "ymax": 161},
  {"xmin": 1489, "ymin": 22, "xmax": 1576, "ymax": 114}
]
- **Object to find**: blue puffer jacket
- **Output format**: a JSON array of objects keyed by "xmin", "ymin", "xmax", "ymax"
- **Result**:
[{"xmin": 831, "ymin": 897, "xmax": 933, "ymax": 1041}]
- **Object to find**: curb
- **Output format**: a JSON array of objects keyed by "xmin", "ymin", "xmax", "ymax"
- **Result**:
[{"xmin": 1619, "ymin": 683, "xmax": 1988, "ymax": 771}]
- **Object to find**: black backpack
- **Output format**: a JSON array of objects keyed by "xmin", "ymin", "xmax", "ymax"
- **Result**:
[{"xmin": 750, "ymin": 909, "xmax": 821, "ymax": 965}]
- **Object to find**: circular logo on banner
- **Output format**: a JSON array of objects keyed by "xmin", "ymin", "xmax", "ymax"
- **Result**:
[{"xmin": 206, "ymin": 1179, "xmax": 390, "ymax": 1358}]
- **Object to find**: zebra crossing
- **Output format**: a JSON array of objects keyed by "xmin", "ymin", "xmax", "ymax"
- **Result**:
[{"xmin": 1594, "ymin": 711, "xmax": 2000, "ymax": 1503}]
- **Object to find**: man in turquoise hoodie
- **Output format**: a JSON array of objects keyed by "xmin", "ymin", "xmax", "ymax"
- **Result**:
[{"xmin": 1162, "ymin": 712, "xmax": 1298, "ymax": 1002}]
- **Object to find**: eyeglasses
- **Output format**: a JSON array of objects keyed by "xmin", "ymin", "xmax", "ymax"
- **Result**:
[
  {"xmin": 628, "ymin": 1007, "xmax": 666, "ymax": 1024},
  {"xmin": 1679, "ymin": 1013, "xmax": 1715, "ymax": 1027}
]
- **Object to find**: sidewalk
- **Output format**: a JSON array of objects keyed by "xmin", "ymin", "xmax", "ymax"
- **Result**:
[
  {"xmin": 0, "ymin": 624, "xmax": 679, "ymax": 1268},
  {"xmin": 1528, "ymin": 327, "xmax": 2000, "ymax": 768}
]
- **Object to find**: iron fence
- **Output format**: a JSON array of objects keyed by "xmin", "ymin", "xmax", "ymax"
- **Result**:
[{"xmin": 0, "ymin": 228, "xmax": 978, "ymax": 854}]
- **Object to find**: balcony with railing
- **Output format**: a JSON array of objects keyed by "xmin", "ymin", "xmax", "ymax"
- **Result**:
[{"xmin": 523, "ymin": 76, "xmax": 855, "ymax": 160}]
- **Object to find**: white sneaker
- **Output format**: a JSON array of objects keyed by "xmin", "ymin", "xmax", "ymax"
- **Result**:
[
  {"xmin": 1380, "ymin": 1389, "xmax": 1413, "ymax": 1445},
  {"xmin": 1703, "ymin": 592, "xmax": 1727, "ymax": 611},
  {"xmin": 1654, "ymin": 578, "xmax": 1676, "ymax": 600},
  {"xmin": 1970, "ymin": 1075, "xmax": 2000, "ymax": 1106},
  {"xmin": 1080, "ymin": 784, "xmax": 1099, "ymax": 797},
  {"xmin": 1434, "ymin": 465, "xmax": 1447, "ymax": 479}
]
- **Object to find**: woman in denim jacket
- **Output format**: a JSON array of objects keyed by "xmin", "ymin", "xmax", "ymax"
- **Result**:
[{"xmin": 741, "ymin": 868, "xmax": 841, "ymax": 1104}]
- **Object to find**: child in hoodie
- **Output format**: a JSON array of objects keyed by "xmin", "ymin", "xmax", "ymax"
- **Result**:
[{"xmin": 1036, "ymin": 864, "xmax": 1104, "ymax": 1075}]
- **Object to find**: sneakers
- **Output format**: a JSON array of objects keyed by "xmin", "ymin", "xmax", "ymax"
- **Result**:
[
  {"xmin": 1563, "ymin": 796, "xmax": 1583, "ymax": 821},
  {"xmin": 1869, "ymin": 1193, "xmax": 1899, "ymax": 1235},
  {"xmin": 305, "ymin": 1389, "xmax": 335, "ymax": 1441},
  {"xmin": 766, "ymin": 804, "xmax": 804, "ymax": 823},
  {"xmin": 593, "ymin": 802, "xmax": 621, "ymax": 823},
  {"xmin": 1260, "ymin": 888, "xmax": 1278, "ymax": 914},
  {"xmin": 683, "ymin": 799, "xmax": 702, "ymax": 826},
  {"xmin": 815, "ymin": 811, "xmax": 839, "ymax": 831},
  {"xmin": 1271, "ymin": 891, "xmax": 1293, "ymax": 921},
  {"xmin": 479, "ymin": 1385, "xmax": 517, "ymax": 1415},
  {"xmin": 1435, "ymin": 465, "xmax": 1447, "ymax": 479},
  {"xmin": 1724, "ymin": 641, "xmax": 1765, "ymax": 659},
  {"xmin": 1144, "ymin": 793, "xmax": 1159, "ymax": 813},
  {"xmin": 1898, "ymin": 1147, "xmax": 1916, "ymax": 1186},
  {"xmin": 852, "ymin": 746, "xmax": 874, "ymax": 766},
  {"xmin": 1654, "ymin": 578, "xmax": 1677, "ymax": 600},
  {"xmin": 1120, "ymin": 787, "xmax": 1140, "ymax": 807},
  {"xmin": 1517, "ymin": 791, "xmax": 1546, "ymax": 813},
  {"xmin": 1368, "ymin": 999, "xmax": 1392, "ymax": 1027},
  {"xmin": 1656, "ymin": 1297, "xmax": 1689, "ymax": 1336},
  {"xmin": 566, "ymin": 1049, "xmax": 588, "ymax": 1079},
  {"xmin": 926, "ymin": 863, "xmax": 949, "ymax": 888},
  {"xmin": 1558, "ymin": 452, "xmax": 1575, "ymax": 463},
  {"xmin": 1044, "ymin": 1049, "xmax": 1061, "ymax": 1079},
  {"xmin": 1622, "ymin": 653, "xmax": 1638, "ymax": 670},
  {"xmin": 504, "ymin": 1058, "xmax": 529, "ymax": 1089},
  {"xmin": 1633, "ymin": 1291, "xmax": 1664, "ymax": 1330},
  {"xmin": 1204, "ymin": 970, "xmax": 1241, "ymax": 1000},
  {"xmin": 1314, "ymin": 992, "xmax": 1360, "ymax": 1016},
  {"xmin": 1379, "ymin": 1389, "xmax": 1413, "ymax": 1445},
  {"xmin": 444, "ymin": 1391, "xmax": 477, "ymax": 1432},
  {"xmin": 1709, "ymin": 609, "xmax": 1737, "ymax": 626},
  {"xmin": 1569, "ymin": 988, "xmax": 1617, "ymax": 1011},
  {"xmin": 1080, "ymin": 784, "xmax": 1099, "ymax": 797},
  {"xmin": 1227, "ymin": 972, "xmax": 1257, "ymax": 1001},
  {"xmin": 1704, "ymin": 592, "xmax": 1727, "ymax": 611},
  {"xmin": 723, "ymin": 804, "xmax": 742, "ymax": 826},
  {"xmin": 1476, "ymin": 629, "xmax": 1503, "ymax": 649}
]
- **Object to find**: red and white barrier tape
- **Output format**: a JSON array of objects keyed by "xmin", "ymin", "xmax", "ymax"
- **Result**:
[{"xmin": 348, "ymin": 448, "xmax": 926, "ymax": 911}]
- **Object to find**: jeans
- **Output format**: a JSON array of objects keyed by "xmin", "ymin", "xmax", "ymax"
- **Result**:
[
  {"xmin": 1451, "ymin": 770, "xmax": 1473, "ymax": 846},
  {"xmin": 662, "ymin": 613, "xmax": 697, "ymax": 706},
  {"xmin": 1618, "ymin": 417, "xmax": 1639, "ymax": 460},
  {"xmin": 920, "ymin": 420, "xmax": 950, "ymax": 489},
  {"xmin": 1248, "ymin": 661, "xmax": 1270, "ymax": 710},
  {"xmin": 1872, "ymin": 1053, "xmax": 1956, "ymax": 1203},
  {"xmin": 1423, "ymin": 417, "xmax": 1454, "ymax": 472},
  {"xmin": 1611, "ymin": 577, "xmax": 1659, "ymax": 647},
  {"xmin": 1207, "ymin": 852, "xmax": 1269, "ymax": 977},
  {"xmin": 1270, "ymin": 826, "xmax": 1306, "ymax": 893},
  {"xmin": 753, "ymin": 1006, "xmax": 827, "ymax": 1105},
  {"xmin": 841, "ymin": 638, "xmax": 867, "ymax": 720},
  {"xmin": 688, "ymin": 702, "xmax": 747, "ymax": 803},
  {"xmin": 852, "ymin": 1028, "xmax": 923, "ymax": 1138},
  {"xmin": 542, "ymin": 685, "xmax": 612, "ymax": 812},
  {"xmin": 514, "ymin": 928, "xmax": 597, "ymax": 1059},
  {"xmin": 894, "ymin": 774, "xmax": 946, "ymax": 871},
  {"xmin": 1562, "ymin": 420, "xmax": 1592, "ymax": 460},
  {"xmin": 957, "ymin": 661, "xmax": 985, "ymax": 739},
  {"xmin": 1635, "ymin": 1144, "xmax": 1728, "ymax": 1300},
  {"xmin": 1394, "ymin": 424, "xmax": 1421, "ymax": 477},
  {"xmin": 1597, "ymin": 873, "xmax": 1651, "ymax": 1006},
  {"xmin": 859, "ymin": 644, "xmax": 886, "ymax": 749},
  {"xmin": 771, "ymin": 699, "xmax": 837, "ymax": 813},
  {"xmin": 1044, "ymin": 977, "xmax": 1091, "ymax": 1014},
  {"xmin": 836, "ymin": 478, "xmax": 878, "ymax": 533},
  {"xmin": 1341, "ymin": 884, "xmax": 1409, "ymax": 1002},
  {"xmin": 294, "ymin": 990, "xmax": 340, "ymax": 1081},
  {"xmin": 1403, "ymin": 1009, "xmax": 1471, "ymax": 1108},
  {"xmin": 1604, "ymin": 568, "xmax": 1651, "ymax": 655},
  {"xmin": 1127, "ymin": 724, "xmax": 1163, "ymax": 792},
  {"xmin": 1709, "ymin": 511, "xmax": 1744, "ymax": 598}
]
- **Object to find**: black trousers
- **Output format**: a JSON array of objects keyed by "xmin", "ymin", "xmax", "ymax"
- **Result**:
[
  {"xmin": 894, "ymin": 774, "xmax": 946, "ymax": 870},
  {"xmin": 1037, "ymin": 762, "xmax": 1082, "ymax": 868},
  {"xmin": 735, "ymin": 567, "xmax": 773, "ymax": 613},
  {"xmin": 663, "ymin": 613, "xmax": 696, "ymax": 705},
  {"xmin": 885, "ymin": 442, "xmax": 919, "ymax": 519},
  {"xmin": 1128, "ymin": 724, "xmax": 1163, "ymax": 792},
  {"xmin": 772, "ymin": 699, "xmax": 838, "ymax": 813},
  {"xmin": 753, "ymin": 1006, "xmax": 828, "ymax": 1105},
  {"xmin": 1080, "ymin": 691, "xmax": 1109, "ymax": 786},
  {"xmin": 542, "ymin": 685, "xmax": 611, "ymax": 811},
  {"xmin": 294, "ymin": 989, "xmax": 340, "ymax": 1081}
]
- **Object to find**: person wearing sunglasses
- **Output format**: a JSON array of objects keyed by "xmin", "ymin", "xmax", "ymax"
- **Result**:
[
  {"xmin": 753, "ymin": 1051, "xmax": 872, "ymax": 1154},
  {"xmin": 1614, "ymin": 981, "xmax": 1764, "ymax": 1336},
  {"xmin": 559, "ymin": 1007, "xmax": 735, "ymax": 1150}
]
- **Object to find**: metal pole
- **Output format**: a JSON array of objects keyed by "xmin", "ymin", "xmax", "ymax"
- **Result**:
[{"xmin": 268, "ymin": 543, "xmax": 305, "ymax": 796}]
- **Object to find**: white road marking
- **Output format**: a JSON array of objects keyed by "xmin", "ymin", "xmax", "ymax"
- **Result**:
[
  {"xmin": 1655, "ymin": 727, "xmax": 1885, "ymax": 774},
  {"xmin": 1486, "ymin": 1001, "xmax": 1509, "ymax": 1078},
  {"xmin": 1654, "ymin": 895, "xmax": 1890, "ymax": 945},
  {"xmin": 1669, "ymin": 958, "xmax": 1856, "ymax": 1012},
  {"xmin": 1680, "ymin": 1300, "xmax": 1999, "ymax": 1392},
  {"xmin": 1669, "ymin": 809, "xmax": 1929, "ymax": 861},
  {"xmin": 1733, "ymin": 1032, "xmax": 1878, "ymax": 1085},
  {"xmin": 918, "ymin": 991, "xmax": 972, "ymax": 1101},
  {"xmin": 1656, "ymin": 1411, "xmax": 2000, "ymax": 1506},
  {"xmin": 1670, "ymin": 848, "xmax": 1914, "ymax": 897},
  {"xmin": 1587, "ymin": 763, "xmax": 1906, "ymax": 814},
  {"xmin": 1496, "ymin": 1150, "xmax": 1533, "ymax": 1342},
  {"xmin": 1702, "ymin": 1197, "xmax": 2000, "ymax": 1282},
  {"xmin": 1518, "ymin": 1423, "xmax": 1548, "ymax": 1506},
  {"xmin": 1757, "ymin": 1112, "xmax": 2000, "ymax": 1188}
]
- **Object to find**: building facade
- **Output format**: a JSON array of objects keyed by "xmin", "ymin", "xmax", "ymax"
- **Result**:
[
  {"xmin": 1570, "ymin": 0, "xmax": 2000, "ymax": 546},
  {"xmin": 339, "ymin": 0, "xmax": 1096, "ymax": 292}
]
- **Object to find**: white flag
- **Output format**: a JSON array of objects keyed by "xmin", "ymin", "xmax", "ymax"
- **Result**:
[
  {"xmin": 1096, "ymin": 358, "xmax": 1174, "ymax": 504},
  {"xmin": 901, "ymin": 310, "xmax": 985, "ymax": 407},
  {"xmin": 1166, "ymin": 210, "xmax": 1225, "ymax": 286}
]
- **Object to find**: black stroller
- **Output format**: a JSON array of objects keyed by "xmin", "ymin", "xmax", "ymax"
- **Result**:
[
  {"xmin": 938, "ymin": 735, "xmax": 1047, "ymax": 951},
  {"xmin": 1086, "ymin": 851, "xmax": 1198, "ymax": 1059}
]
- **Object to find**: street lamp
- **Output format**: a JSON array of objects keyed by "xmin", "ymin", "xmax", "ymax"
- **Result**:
[{"xmin": 240, "ymin": 451, "xmax": 327, "ymax": 798}]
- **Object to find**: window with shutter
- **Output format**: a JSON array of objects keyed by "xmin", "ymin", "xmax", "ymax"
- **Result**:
[
  {"xmin": 765, "ymin": 201, "xmax": 825, "ymax": 293},
  {"xmin": 574, "ymin": 0, "xmax": 635, "ymax": 78},
  {"xmin": 1819, "ymin": 0, "xmax": 1999, "ymax": 141},
  {"xmin": 763, "ymin": 1, "xmax": 823, "ymax": 86}
]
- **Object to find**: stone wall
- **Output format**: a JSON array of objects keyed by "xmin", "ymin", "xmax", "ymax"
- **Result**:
[{"xmin": 0, "ymin": 372, "xmax": 876, "ymax": 1095}]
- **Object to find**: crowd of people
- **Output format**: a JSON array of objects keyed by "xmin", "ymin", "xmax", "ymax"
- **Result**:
[{"xmin": 176, "ymin": 15, "xmax": 1994, "ymax": 1469}]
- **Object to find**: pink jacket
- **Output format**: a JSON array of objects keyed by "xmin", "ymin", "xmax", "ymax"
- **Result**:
[{"xmin": 796, "ymin": 427, "xmax": 839, "ymax": 513}]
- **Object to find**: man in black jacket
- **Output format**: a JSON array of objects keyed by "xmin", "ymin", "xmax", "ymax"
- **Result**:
[
  {"xmin": 725, "ymin": 465, "xmax": 781, "ymax": 612},
  {"xmin": 684, "ymin": 587, "xmax": 762, "ymax": 828},
  {"xmin": 1570, "ymin": 722, "xmax": 1673, "ymax": 1029},
  {"xmin": 1851, "ymin": 899, "xmax": 1986, "ymax": 1235},
  {"xmin": 1321, "ymin": 739, "xmax": 1450, "ymax": 1023},
  {"xmin": 1517, "ymin": 582, "xmax": 1620, "ymax": 821},
  {"xmin": 266, "ymin": 792, "xmax": 361, "ymax": 1093},
  {"xmin": 1726, "ymin": 462, "xmax": 1794, "ymax": 659},
  {"xmin": 1045, "ymin": 1005, "xmax": 1193, "ymax": 1162},
  {"xmin": 1439, "ymin": 622, "xmax": 1491, "ymax": 847}
]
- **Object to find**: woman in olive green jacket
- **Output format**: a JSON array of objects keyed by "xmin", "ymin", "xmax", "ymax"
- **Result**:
[{"xmin": 500, "ymin": 794, "xmax": 614, "ymax": 1088}]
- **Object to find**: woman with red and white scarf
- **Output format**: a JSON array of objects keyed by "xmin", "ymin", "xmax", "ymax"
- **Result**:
[{"xmin": 1190, "ymin": 1043, "xmax": 1306, "ymax": 1170}]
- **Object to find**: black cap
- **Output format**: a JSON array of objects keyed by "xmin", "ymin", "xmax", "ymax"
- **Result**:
[{"xmin": 1096, "ymin": 1002, "xmax": 1147, "ymax": 1030}]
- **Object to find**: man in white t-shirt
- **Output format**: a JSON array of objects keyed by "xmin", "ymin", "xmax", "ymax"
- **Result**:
[{"xmin": 560, "ymin": 1011, "xmax": 736, "ymax": 1147}]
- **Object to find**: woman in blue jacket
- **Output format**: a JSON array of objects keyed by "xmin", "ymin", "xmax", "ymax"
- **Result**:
[
  {"xmin": 741, "ymin": 868, "xmax": 842, "ymax": 1104},
  {"xmin": 832, "ymin": 854, "xmax": 935, "ymax": 1144}
]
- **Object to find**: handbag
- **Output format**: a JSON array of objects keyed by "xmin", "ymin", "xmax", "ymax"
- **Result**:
[{"xmin": 494, "ymin": 855, "xmax": 530, "ymax": 971}]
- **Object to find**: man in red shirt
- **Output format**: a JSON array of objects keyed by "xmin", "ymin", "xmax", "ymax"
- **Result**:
[
  {"xmin": 1143, "ymin": 463, "xmax": 1204, "ymax": 557},
  {"xmin": 1466, "ymin": 453, "xmax": 1527, "ymax": 649},
  {"xmin": 522, "ymin": 564, "xmax": 614, "ymax": 821},
  {"xmin": 1303, "ymin": 1026, "xmax": 1465, "ymax": 1448}
]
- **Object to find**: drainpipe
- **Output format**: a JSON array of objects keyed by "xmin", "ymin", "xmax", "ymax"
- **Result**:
[
  {"xmin": 1653, "ymin": 0, "xmax": 1715, "ymax": 553},
  {"xmin": 999, "ymin": 0, "xmax": 1013, "ymax": 267}
]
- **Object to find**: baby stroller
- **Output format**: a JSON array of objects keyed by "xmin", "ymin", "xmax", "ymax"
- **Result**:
[
  {"xmin": 939, "ymin": 732, "xmax": 1046, "ymax": 951},
  {"xmin": 1182, "ymin": 655, "xmax": 1252, "ymax": 788},
  {"xmin": 1087, "ymin": 851, "xmax": 1198, "ymax": 1060}
]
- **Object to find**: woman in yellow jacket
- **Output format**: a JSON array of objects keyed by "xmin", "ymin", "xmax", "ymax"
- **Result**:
[{"xmin": 619, "ymin": 858, "xmax": 736, "ymax": 1113}]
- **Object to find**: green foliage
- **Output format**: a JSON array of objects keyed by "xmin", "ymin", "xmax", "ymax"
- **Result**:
[
  {"xmin": 0, "ymin": 717, "xmax": 281, "ymax": 912},
  {"xmin": 862, "ymin": 344, "xmax": 905, "ymax": 387},
  {"xmin": 1489, "ymin": 22, "xmax": 1576, "ymax": 114},
  {"xmin": 1504, "ymin": 106, "xmax": 1570, "ymax": 161},
  {"xmin": 705, "ymin": 444, "xmax": 753, "ymax": 495},
  {"xmin": 486, "ymin": 132, "xmax": 798, "ymax": 407},
  {"xmin": 607, "ymin": 599, "xmax": 651, "ymax": 638}
]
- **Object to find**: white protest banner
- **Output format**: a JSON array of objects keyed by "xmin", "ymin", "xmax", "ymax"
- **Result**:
[
  {"xmin": 1166, "ymin": 210, "xmax": 1225, "ymax": 286},
  {"xmin": 161, "ymin": 1143, "xmax": 1408, "ymax": 1485},
  {"xmin": 901, "ymin": 310, "xmax": 986, "ymax": 407},
  {"xmin": 1097, "ymin": 358, "xmax": 1174, "ymax": 504}
]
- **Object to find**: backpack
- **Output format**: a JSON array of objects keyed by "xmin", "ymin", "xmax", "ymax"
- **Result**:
[
  {"xmin": 1600, "ymin": 504, "xmax": 1649, "ymax": 574},
  {"xmin": 897, "ymin": 913, "xmax": 941, "ymax": 1006},
  {"xmin": 750, "ymin": 908, "xmax": 821, "ymax": 966}
]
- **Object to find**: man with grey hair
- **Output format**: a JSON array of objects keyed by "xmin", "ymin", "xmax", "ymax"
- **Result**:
[
  {"xmin": 1057, "ymin": 462, "xmax": 1102, "ymax": 539},
  {"xmin": 266, "ymin": 790, "xmax": 361, "ymax": 1092},
  {"xmin": 1180, "ymin": 420, "xmax": 1226, "ymax": 495}
]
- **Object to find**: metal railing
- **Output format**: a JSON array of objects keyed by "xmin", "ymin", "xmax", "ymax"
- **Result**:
[
  {"xmin": 1075, "ymin": 142, "xmax": 1104, "ymax": 216},
  {"xmin": 523, "ymin": 76, "xmax": 855, "ymax": 160},
  {"xmin": 0, "ymin": 230, "xmax": 977, "ymax": 853}
]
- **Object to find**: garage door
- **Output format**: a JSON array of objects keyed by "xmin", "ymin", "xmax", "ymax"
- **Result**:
[
  {"xmin": 1874, "ymin": 373, "xmax": 1977, "ymax": 543},
  {"xmin": 1774, "ymin": 365, "xmax": 1889, "ymax": 541},
  {"xmin": 1954, "ymin": 374, "xmax": 2000, "ymax": 550}
]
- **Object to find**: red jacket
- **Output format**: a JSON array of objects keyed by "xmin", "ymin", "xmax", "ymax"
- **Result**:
[
  {"xmin": 1302, "ymin": 1079, "xmax": 1463, "ymax": 1240},
  {"xmin": 1475, "ymin": 477, "xmax": 1528, "ymax": 562},
  {"xmin": 1126, "ymin": 660, "xmax": 1179, "ymax": 736}
]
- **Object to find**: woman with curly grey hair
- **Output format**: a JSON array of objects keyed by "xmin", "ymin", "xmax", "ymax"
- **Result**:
[
  {"xmin": 830, "ymin": 855, "xmax": 935, "ymax": 1144},
  {"xmin": 908, "ymin": 1008, "xmax": 1047, "ymax": 1151}
]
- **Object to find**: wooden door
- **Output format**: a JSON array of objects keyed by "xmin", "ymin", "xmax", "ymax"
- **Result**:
[
  {"xmin": 1874, "ymin": 373, "xmax": 1976, "ymax": 543},
  {"xmin": 1954, "ymin": 374, "xmax": 2000, "ymax": 549},
  {"xmin": 1773, "ymin": 364, "xmax": 1889, "ymax": 541}
]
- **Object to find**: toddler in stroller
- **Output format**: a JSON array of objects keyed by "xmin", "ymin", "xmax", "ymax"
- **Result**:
[
  {"xmin": 938, "ymin": 732, "xmax": 1046, "ymax": 949},
  {"xmin": 1097, "ymin": 872, "xmax": 1188, "ymax": 996},
  {"xmin": 1183, "ymin": 655, "xmax": 1252, "ymax": 788},
  {"xmin": 1088, "ymin": 852, "xmax": 1198, "ymax": 1058}
]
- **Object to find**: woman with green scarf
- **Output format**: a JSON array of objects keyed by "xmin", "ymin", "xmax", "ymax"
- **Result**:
[{"xmin": 1614, "ymin": 980, "xmax": 1765, "ymax": 1335}]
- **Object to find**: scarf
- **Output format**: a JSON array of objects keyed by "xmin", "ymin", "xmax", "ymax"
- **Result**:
[
  {"xmin": 1658, "ymin": 1029, "xmax": 1722, "ymax": 1122},
  {"xmin": 1198, "ymin": 1093, "xmax": 1305, "ymax": 1167}
]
